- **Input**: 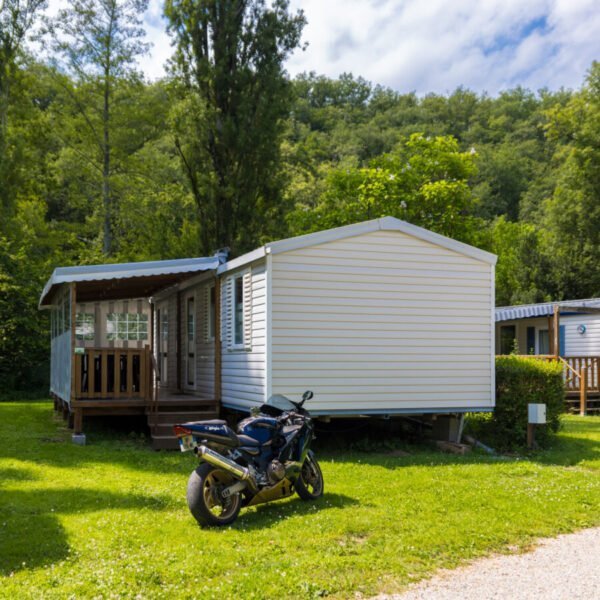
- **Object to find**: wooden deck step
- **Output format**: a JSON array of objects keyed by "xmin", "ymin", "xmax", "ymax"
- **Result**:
[
  {"xmin": 148, "ymin": 400, "xmax": 220, "ymax": 450},
  {"xmin": 147, "ymin": 410, "xmax": 219, "ymax": 424},
  {"xmin": 155, "ymin": 398, "xmax": 220, "ymax": 408}
]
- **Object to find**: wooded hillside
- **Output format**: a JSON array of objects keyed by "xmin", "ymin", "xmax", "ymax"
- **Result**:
[{"xmin": 1, "ymin": 1, "xmax": 598, "ymax": 390}]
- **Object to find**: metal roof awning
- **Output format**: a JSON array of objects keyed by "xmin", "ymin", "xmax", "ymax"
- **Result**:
[
  {"xmin": 495, "ymin": 298, "xmax": 600, "ymax": 322},
  {"xmin": 39, "ymin": 255, "xmax": 224, "ymax": 308}
]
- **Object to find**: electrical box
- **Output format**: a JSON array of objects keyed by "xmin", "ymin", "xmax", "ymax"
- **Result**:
[{"xmin": 528, "ymin": 403, "xmax": 546, "ymax": 424}]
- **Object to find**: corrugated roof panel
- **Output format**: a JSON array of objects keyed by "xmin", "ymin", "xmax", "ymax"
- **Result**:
[
  {"xmin": 40, "ymin": 256, "xmax": 221, "ymax": 307},
  {"xmin": 495, "ymin": 298, "xmax": 600, "ymax": 322}
]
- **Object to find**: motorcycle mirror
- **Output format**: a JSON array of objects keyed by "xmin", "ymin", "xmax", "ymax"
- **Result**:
[{"xmin": 302, "ymin": 390, "xmax": 314, "ymax": 403}]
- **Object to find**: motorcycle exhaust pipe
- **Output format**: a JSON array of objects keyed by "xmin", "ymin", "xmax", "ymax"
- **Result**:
[{"xmin": 197, "ymin": 445, "xmax": 257, "ymax": 491}]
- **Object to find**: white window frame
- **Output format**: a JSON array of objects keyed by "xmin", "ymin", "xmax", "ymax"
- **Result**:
[
  {"xmin": 75, "ymin": 312, "xmax": 95, "ymax": 341},
  {"xmin": 231, "ymin": 274, "xmax": 245, "ymax": 350},
  {"xmin": 106, "ymin": 313, "xmax": 149, "ymax": 341},
  {"xmin": 184, "ymin": 293, "xmax": 196, "ymax": 389},
  {"xmin": 207, "ymin": 283, "xmax": 216, "ymax": 342}
]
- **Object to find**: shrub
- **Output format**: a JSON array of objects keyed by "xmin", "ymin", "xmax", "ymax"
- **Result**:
[{"xmin": 469, "ymin": 356, "xmax": 565, "ymax": 451}]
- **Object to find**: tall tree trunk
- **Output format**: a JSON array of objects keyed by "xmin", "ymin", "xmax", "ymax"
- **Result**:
[{"xmin": 102, "ymin": 66, "xmax": 111, "ymax": 256}]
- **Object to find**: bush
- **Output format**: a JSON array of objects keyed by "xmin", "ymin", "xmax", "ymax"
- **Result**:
[{"xmin": 469, "ymin": 356, "xmax": 565, "ymax": 451}]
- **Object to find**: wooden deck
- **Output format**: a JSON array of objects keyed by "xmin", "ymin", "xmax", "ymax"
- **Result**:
[{"xmin": 60, "ymin": 346, "xmax": 220, "ymax": 449}]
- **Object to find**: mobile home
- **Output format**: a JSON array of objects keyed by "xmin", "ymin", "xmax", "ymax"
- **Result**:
[{"xmin": 40, "ymin": 217, "xmax": 497, "ymax": 447}]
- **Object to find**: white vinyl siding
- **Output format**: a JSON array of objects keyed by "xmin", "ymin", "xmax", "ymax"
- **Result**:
[
  {"xmin": 221, "ymin": 263, "xmax": 266, "ymax": 408},
  {"xmin": 562, "ymin": 314, "xmax": 600, "ymax": 356},
  {"xmin": 270, "ymin": 230, "xmax": 494, "ymax": 414}
]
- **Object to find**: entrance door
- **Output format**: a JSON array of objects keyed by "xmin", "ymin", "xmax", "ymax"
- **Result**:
[
  {"xmin": 157, "ymin": 302, "xmax": 169, "ymax": 386},
  {"xmin": 184, "ymin": 293, "xmax": 196, "ymax": 390}
]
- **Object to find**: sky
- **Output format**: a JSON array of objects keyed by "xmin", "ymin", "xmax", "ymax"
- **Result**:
[{"xmin": 50, "ymin": 0, "xmax": 600, "ymax": 95}]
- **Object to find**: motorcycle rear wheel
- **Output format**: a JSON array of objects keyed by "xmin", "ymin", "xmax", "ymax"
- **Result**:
[
  {"xmin": 187, "ymin": 463, "xmax": 242, "ymax": 527},
  {"xmin": 295, "ymin": 454, "xmax": 324, "ymax": 500}
]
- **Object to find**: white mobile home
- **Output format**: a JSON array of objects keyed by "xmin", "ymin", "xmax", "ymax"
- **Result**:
[{"xmin": 40, "ymin": 217, "xmax": 497, "ymax": 447}]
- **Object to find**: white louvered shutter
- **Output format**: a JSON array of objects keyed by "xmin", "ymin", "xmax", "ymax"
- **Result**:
[
  {"xmin": 243, "ymin": 271, "xmax": 252, "ymax": 351},
  {"xmin": 203, "ymin": 285, "xmax": 210, "ymax": 341},
  {"xmin": 221, "ymin": 277, "xmax": 233, "ymax": 349}
]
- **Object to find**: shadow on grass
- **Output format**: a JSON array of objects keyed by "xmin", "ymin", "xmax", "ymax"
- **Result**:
[
  {"xmin": 1, "ymin": 403, "xmax": 598, "ymax": 479},
  {"xmin": 0, "ymin": 469, "xmax": 173, "ymax": 576},
  {"xmin": 235, "ymin": 492, "xmax": 359, "ymax": 531}
]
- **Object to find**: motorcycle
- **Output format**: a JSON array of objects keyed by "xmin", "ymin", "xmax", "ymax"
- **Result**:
[{"xmin": 173, "ymin": 390, "xmax": 324, "ymax": 526}]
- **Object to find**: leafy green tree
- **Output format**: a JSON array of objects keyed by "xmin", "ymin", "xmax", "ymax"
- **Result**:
[
  {"xmin": 0, "ymin": 0, "xmax": 46, "ymax": 214},
  {"xmin": 165, "ymin": 0, "xmax": 305, "ymax": 254},
  {"xmin": 541, "ymin": 62, "xmax": 600, "ymax": 299},
  {"xmin": 47, "ymin": 0, "xmax": 150, "ymax": 256},
  {"xmin": 289, "ymin": 133, "xmax": 482, "ymax": 244},
  {"xmin": 489, "ymin": 216, "xmax": 552, "ymax": 305}
]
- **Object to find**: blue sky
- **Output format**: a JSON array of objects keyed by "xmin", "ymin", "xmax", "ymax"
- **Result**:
[{"xmin": 50, "ymin": 0, "xmax": 600, "ymax": 94}]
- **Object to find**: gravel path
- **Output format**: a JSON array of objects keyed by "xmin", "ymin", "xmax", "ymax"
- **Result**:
[{"xmin": 379, "ymin": 527, "xmax": 600, "ymax": 600}]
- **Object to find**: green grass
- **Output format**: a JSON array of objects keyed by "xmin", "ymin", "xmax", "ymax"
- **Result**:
[{"xmin": 1, "ymin": 402, "xmax": 599, "ymax": 599}]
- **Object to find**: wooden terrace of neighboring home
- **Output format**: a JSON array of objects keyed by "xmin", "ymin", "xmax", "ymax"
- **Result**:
[
  {"xmin": 495, "ymin": 299, "xmax": 600, "ymax": 414},
  {"xmin": 39, "ymin": 255, "xmax": 227, "ymax": 449}
]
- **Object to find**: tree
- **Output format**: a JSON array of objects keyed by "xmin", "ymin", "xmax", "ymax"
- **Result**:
[
  {"xmin": 165, "ymin": 0, "xmax": 305, "ymax": 254},
  {"xmin": 541, "ymin": 62, "xmax": 600, "ymax": 299},
  {"xmin": 290, "ymin": 133, "xmax": 482, "ymax": 244},
  {"xmin": 0, "ymin": 0, "xmax": 46, "ymax": 213},
  {"xmin": 48, "ymin": 0, "xmax": 150, "ymax": 255}
]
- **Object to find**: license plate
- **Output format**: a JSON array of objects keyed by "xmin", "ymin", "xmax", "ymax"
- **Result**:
[{"xmin": 179, "ymin": 435, "xmax": 196, "ymax": 452}]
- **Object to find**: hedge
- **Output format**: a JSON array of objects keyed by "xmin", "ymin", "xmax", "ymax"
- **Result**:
[{"xmin": 492, "ymin": 355, "xmax": 565, "ymax": 450}]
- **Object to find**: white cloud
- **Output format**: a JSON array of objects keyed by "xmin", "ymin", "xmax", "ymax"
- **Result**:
[{"xmin": 44, "ymin": 0, "xmax": 599, "ymax": 93}]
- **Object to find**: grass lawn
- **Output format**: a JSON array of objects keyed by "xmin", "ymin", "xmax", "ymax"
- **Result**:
[{"xmin": 1, "ymin": 402, "xmax": 599, "ymax": 599}]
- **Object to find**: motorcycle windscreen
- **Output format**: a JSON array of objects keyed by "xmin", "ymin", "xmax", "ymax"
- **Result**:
[{"xmin": 265, "ymin": 394, "xmax": 296, "ymax": 412}]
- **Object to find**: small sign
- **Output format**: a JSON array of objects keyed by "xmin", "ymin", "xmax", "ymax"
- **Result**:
[{"xmin": 74, "ymin": 347, "xmax": 85, "ymax": 355}]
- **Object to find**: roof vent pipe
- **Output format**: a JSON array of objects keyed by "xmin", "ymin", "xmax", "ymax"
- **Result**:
[{"xmin": 214, "ymin": 248, "xmax": 230, "ymax": 264}]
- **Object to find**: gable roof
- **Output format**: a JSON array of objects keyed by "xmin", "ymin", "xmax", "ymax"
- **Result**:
[
  {"xmin": 495, "ymin": 298, "xmax": 600, "ymax": 322},
  {"xmin": 218, "ymin": 216, "xmax": 497, "ymax": 273}
]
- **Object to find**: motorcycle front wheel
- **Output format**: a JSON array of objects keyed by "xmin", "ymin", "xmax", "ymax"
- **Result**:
[
  {"xmin": 187, "ymin": 463, "xmax": 242, "ymax": 527},
  {"xmin": 295, "ymin": 454, "xmax": 324, "ymax": 500}
]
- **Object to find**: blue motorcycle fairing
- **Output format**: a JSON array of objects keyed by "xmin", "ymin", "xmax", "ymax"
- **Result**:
[{"xmin": 237, "ymin": 415, "xmax": 279, "ymax": 445}]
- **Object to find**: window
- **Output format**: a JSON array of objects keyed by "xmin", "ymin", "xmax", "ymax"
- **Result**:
[
  {"xmin": 106, "ymin": 313, "xmax": 148, "ymax": 341},
  {"xmin": 76, "ymin": 313, "xmax": 95, "ymax": 341},
  {"xmin": 500, "ymin": 325, "xmax": 516, "ymax": 354},
  {"xmin": 208, "ymin": 285, "xmax": 216, "ymax": 340},
  {"xmin": 160, "ymin": 310, "xmax": 169, "ymax": 344},
  {"xmin": 538, "ymin": 329, "xmax": 549, "ymax": 355},
  {"xmin": 526, "ymin": 326, "xmax": 536, "ymax": 354},
  {"xmin": 233, "ymin": 276, "xmax": 244, "ymax": 346}
]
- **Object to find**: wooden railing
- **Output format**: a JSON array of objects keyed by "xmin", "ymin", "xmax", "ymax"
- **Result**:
[
  {"xmin": 520, "ymin": 355, "xmax": 600, "ymax": 415},
  {"xmin": 560, "ymin": 356, "xmax": 600, "ymax": 393},
  {"xmin": 74, "ymin": 347, "xmax": 152, "ymax": 401}
]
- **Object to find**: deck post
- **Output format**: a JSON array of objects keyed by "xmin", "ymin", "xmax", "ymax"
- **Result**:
[
  {"xmin": 214, "ymin": 277, "xmax": 222, "ymax": 403},
  {"xmin": 73, "ymin": 408, "xmax": 83, "ymax": 434},
  {"xmin": 580, "ymin": 365, "xmax": 588, "ymax": 416},
  {"xmin": 553, "ymin": 304, "xmax": 560, "ymax": 358}
]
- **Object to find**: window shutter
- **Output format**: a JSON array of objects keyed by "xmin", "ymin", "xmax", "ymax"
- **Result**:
[
  {"xmin": 243, "ymin": 271, "xmax": 252, "ymax": 351},
  {"xmin": 221, "ymin": 277, "xmax": 233, "ymax": 349},
  {"xmin": 203, "ymin": 285, "xmax": 210, "ymax": 342}
]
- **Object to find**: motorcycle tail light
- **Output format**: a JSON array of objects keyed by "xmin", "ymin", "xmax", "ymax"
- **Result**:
[{"xmin": 173, "ymin": 425, "xmax": 192, "ymax": 437}]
